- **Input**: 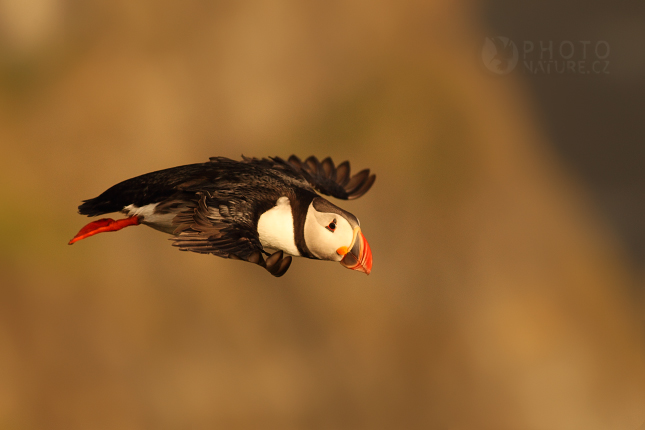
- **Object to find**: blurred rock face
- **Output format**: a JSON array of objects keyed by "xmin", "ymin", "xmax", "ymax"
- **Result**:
[{"xmin": 0, "ymin": 1, "xmax": 643, "ymax": 429}]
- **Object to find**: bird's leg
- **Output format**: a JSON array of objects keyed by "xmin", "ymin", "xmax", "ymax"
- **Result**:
[{"xmin": 68, "ymin": 216, "xmax": 141, "ymax": 245}]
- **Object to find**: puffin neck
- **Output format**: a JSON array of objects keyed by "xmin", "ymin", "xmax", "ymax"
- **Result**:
[{"xmin": 290, "ymin": 189, "xmax": 316, "ymax": 259}]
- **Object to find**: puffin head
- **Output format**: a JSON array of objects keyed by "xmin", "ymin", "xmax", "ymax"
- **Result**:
[{"xmin": 303, "ymin": 197, "xmax": 372, "ymax": 274}]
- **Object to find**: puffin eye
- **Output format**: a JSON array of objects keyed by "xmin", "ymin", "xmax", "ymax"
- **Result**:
[{"xmin": 326, "ymin": 219, "xmax": 337, "ymax": 232}]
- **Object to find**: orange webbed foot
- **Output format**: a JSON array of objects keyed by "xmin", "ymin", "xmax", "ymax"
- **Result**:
[{"xmin": 68, "ymin": 216, "xmax": 140, "ymax": 245}]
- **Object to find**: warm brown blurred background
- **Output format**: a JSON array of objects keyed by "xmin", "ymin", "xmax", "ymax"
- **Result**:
[{"xmin": 0, "ymin": 0, "xmax": 643, "ymax": 429}]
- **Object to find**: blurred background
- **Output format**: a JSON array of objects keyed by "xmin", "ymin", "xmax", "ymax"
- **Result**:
[{"xmin": 0, "ymin": 0, "xmax": 643, "ymax": 429}]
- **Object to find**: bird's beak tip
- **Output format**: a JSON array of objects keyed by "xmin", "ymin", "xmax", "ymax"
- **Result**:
[{"xmin": 340, "ymin": 229, "xmax": 372, "ymax": 275}]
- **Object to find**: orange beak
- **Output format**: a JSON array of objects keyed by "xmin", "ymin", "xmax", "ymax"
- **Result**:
[{"xmin": 338, "ymin": 228, "xmax": 372, "ymax": 275}]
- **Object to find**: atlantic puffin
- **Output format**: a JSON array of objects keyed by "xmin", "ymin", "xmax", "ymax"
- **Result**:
[{"xmin": 69, "ymin": 155, "xmax": 375, "ymax": 277}]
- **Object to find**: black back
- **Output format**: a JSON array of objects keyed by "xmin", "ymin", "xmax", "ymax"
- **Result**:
[{"xmin": 78, "ymin": 157, "xmax": 312, "ymax": 217}]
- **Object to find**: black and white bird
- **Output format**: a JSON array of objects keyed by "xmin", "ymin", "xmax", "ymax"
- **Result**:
[{"xmin": 69, "ymin": 155, "xmax": 374, "ymax": 277}]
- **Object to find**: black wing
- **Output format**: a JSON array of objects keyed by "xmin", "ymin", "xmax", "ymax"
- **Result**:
[
  {"xmin": 267, "ymin": 155, "xmax": 376, "ymax": 200},
  {"xmin": 79, "ymin": 156, "xmax": 375, "ymax": 217},
  {"xmin": 170, "ymin": 192, "xmax": 292, "ymax": 277}
]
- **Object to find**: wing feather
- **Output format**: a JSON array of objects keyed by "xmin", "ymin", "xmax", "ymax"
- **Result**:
[
  {"xmin": 170, "ymin": 193, "xmax": 259, "ymax": 259},
  {"xmin": 273, "ymin": 155, "xmax": 375, "ymax": 200},
  {"xmin": 168, "ymin": 192, "xmax": 292, "ymax": 277}
]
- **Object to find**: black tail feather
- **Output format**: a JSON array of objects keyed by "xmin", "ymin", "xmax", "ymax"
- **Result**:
[{"xmin": 78, "ymin": 197, "xmax": 124, "ymax": 217}]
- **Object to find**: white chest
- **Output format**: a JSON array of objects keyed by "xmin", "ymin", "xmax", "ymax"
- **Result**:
[{"xmin": 256, "ymin": 197, "xmax": 300, "ymax": 257}]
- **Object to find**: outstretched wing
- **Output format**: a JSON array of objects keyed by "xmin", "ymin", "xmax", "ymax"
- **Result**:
[
  {"xmin": 170, "ymin": 193, "xmax": 291, "ymax": 277},
  {"xmin": 268, "ymin": 155, "xmax": 376, "ymax": 200}
]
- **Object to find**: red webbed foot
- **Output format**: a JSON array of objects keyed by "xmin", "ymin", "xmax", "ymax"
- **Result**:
[{"xmin": 68, "ymin": 216, "xmax": 140, "ymax": 245}]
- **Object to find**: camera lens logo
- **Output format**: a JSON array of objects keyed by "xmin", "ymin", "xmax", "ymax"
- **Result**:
[{"xmin": 482, "ymin": 37, "xmax": 518, "ymax": 74}]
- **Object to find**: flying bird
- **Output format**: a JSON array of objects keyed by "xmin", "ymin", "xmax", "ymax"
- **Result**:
[{"xmin": 69, "ymin": 155, "xmax": 375, "ymax": 277}]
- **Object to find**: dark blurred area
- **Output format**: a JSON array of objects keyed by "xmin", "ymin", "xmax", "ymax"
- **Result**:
[
  {"xmin": 486, "ymin": 0, "xmax": 645, "ymax": 270},
  {"xmin": 0, "ymin": 1, "xmax": 643, "ymax": 429}
]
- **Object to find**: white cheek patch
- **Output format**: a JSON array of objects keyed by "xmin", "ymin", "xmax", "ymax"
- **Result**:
[
  {"xmin": 257, "ymin": 197, "xmax": 300, "ymax": 257},
  {"xmin": 304, "ymin": 203, "xmax": 353, "ymax": 261}
]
